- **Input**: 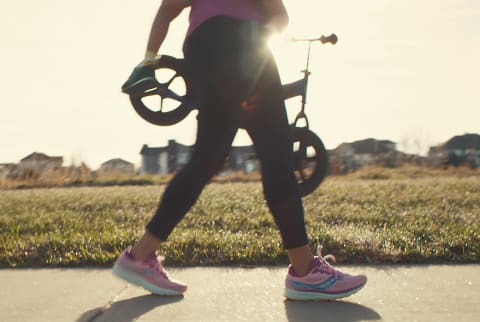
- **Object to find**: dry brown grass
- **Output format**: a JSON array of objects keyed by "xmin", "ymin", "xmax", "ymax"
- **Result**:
[
  {"xmin": 343, "ymin": 164, "xmax": 480, "ymax": 180},
  {"xmin": 1, "ymin": 165, "xmax": 478, "ymax": 190}
]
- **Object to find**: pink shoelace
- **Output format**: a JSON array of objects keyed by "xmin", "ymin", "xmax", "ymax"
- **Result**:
[
  {"xmin": 315, "ymin": 246, "xmax": 340, "ymax": 277},
  {"xmin": 144, "ymin": 252, "xmax": 169, "ymax": 279}
]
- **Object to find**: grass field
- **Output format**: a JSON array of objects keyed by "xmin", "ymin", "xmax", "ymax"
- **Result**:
[{"xmin": 1, "ymin": 170, "xmax": 479, "ymax": 267}]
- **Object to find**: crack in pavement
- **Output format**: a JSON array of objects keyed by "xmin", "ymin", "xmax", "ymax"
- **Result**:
[{"xmin": 83, "ymin": 284, "xmax": 130, "ymax": 322}]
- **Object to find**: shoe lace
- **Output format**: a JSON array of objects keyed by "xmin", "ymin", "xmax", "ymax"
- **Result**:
[
  {"xmin": 145, "ymin": 252, "xmax": 169, "ymax": 279},
  {"xmin": 316, "ymin": 245, "xmax": 339, "ymax": 276}
]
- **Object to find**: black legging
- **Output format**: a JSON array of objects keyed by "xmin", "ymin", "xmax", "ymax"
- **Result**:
[{"xmin": 146, "ymin": 16, "xmax": 308, "ymax": 249}]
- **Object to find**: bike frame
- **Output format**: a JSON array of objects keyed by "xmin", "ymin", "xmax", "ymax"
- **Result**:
[{"xmin": 281, "ymin": 34, "xmax": 337, "ymax": 129}]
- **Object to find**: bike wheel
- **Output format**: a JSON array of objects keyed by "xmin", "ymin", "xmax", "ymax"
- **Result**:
[
  {"xmin": 292, "ymin": 127, "xmax": 328, "ymax": 196},
  {"xmin": 129, "ymin": 55, "xmax": 194, "ymax": 126}
]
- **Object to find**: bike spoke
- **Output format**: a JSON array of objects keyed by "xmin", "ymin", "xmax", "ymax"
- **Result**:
[
  {"xmin": 297, "ymin": 167, "xmax": 307, "ymax": 181},
  {"xmin": 295, "ymin": 145, "xmax": 317, "ymax": 181},
  {"xmin": 299, "ymin": 143, "xmax": 307, "ymax": 158},
  {"xmin": 165, "ymin": 73, "xmax": 179, "ymax": 87},
  {"xmin": 140, "ymin": 89, "xmax": 161, "ymax": 98},
  {"xmin": 139, "ymin": 85, "xmax": 184, "ymax": 105},
  {"xmin": 294, "ymin": 152, "xmax": 304, "ymax": 166},
  {"xmin": 157, "ymin": 84, "xmax": 185, "ymax": 102}
]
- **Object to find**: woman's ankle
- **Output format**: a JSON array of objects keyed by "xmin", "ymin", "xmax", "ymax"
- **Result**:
[
  {"xmin": 130, "ymin": 230, "xmax": 162, "ymax": 261},
  {"xmin": 287, "ymin": 244, "xmax": 314, "ymax": 277}
]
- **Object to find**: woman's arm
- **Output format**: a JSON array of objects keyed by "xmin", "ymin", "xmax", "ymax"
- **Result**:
[
  {"xmin": 257, "ymin": 0, "xmax": 289, "ymax": 33},
  {"xmin": 145, "ymin": 0, "xmax": 191, "ymax": 58}
]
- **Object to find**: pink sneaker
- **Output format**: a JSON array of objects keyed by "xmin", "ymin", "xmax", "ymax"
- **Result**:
[
  {"xmin": 284, "ymin": 246, "xmax": 367, "ymax": 301},
  {"xmin": 112, "ymin": 247, "xmax": 187, "ymax": 295}
]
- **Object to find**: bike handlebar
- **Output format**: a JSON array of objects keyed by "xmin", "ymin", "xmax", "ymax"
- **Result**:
[{"xmin": 290, "ymin": 33, "xmax": 338, "ymax": 45}]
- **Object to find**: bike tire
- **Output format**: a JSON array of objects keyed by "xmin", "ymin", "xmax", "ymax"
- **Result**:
[
  {"xmin": 292, "ymin": 127, "xmax": 328, "ymax": 196},
  {"xmin": 128, "ymin": 55, "xmax": 193, "ymax": 126},
  {"xmin": 130, "ymin": 95, "xmax": 192, "ymax": 126}
]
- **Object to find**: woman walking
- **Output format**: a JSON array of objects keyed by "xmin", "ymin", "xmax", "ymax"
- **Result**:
[{"xmin": 114, "ymin": 0, "xmax": 366, "ymax": 301}]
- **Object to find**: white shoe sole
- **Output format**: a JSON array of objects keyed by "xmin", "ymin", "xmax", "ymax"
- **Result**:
[
  {"xmin": 284, "ymin": 283, "xmax": 366, "ymax": 301},
  {"xmin": 112, "ymin": 263, "xmax": 184, "ymax": 296}
]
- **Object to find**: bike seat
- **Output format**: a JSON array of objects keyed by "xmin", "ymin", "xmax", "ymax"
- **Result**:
[
  {"xmin": 121, "ymin": 63, "xmax": 158, "ymax": 95},
  {"xmin": 122, "ymin": 77, "xmax": 158, "ymax": 96}
]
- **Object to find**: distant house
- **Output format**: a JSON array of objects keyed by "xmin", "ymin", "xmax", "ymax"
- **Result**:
[
  {"xmin": 18, "ymin": 152, "xmax": 63, "ymax": 177},
  {"xmin": 428, "ymin": 133, "xmax": 480, "ymax": 168},
  {"xmin": 0, "ymin": 163, "xmax": 18, "ymax": 180},
  {"xmin": 140, "ymin": 141, "xmax": 192, "ymax": 175},
  {"xmin": 139, "ymin": 140, "xmax": 257, "ymax": 175},
  {"xmin": 226, "ymin": 145, "xmax": 258, "ymax": 173},
  {"xmin": 140, "ymin": 145, "xmax": 168, "ymax": 175},
  {"xmin": 332, "ymin": 138, "xmax": 397, "ymax": 173},
  {"xmin": 98, "ymin": 158, "xmax": 135, "ymax": 175}
]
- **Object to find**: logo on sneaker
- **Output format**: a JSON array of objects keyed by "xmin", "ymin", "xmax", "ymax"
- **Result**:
[{"xmin": 290, "ymin": 275, "xmax": 338, "ymax": 291}]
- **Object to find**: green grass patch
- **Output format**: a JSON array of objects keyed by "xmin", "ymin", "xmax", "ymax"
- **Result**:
[{"xmin": 1, "ymin": 177, "xmax": 479, "ymax": 267}]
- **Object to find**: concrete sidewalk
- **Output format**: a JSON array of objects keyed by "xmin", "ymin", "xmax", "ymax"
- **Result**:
[{"xmin": 0, "ymin": 265, "xmax": 479, "ymax": 322}]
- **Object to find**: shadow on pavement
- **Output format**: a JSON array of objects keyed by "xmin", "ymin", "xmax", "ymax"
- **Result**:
[
  {"xmin": 76, "ymin": 294, "xmax": 183, "ymax": 322},
  {"xmin": 285, "ymin": 300, "xmax": 381, "ymax": 322}
]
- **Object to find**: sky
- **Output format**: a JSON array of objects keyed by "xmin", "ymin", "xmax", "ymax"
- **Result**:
[{"xmin": 1, "ymin": 0, "xmax": 479, "ymax": 169}]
